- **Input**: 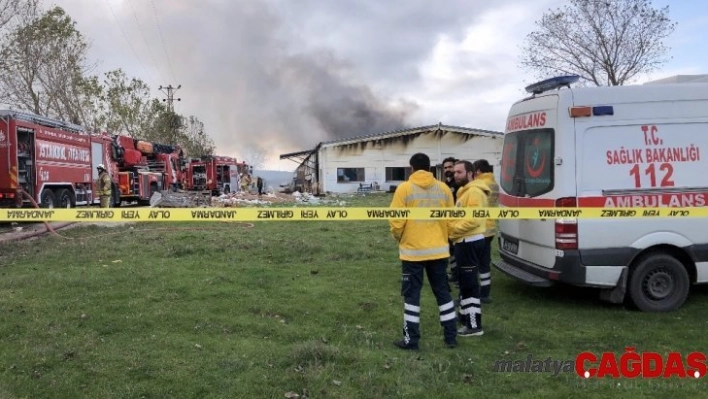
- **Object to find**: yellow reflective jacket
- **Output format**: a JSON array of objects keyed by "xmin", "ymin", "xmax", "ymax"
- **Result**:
[
  {"xmin": 389, "ymin": 170, "xmax": 454, "ymax": 261},
  {"xmin": 98, "ymin": 172, "xmax": 112, "ymax": 197},
  {"xmin": 477, "ymin": 172, "xmax": 499, "ymax": 237},
  {"xmin": 449, "ymin": 179, "xmax": 490, "ymax": 244}
]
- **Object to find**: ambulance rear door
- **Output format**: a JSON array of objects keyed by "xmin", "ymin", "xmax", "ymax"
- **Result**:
[{"xmin": 498, "ymin": 90, "xmax": 577, "ymax": 269}]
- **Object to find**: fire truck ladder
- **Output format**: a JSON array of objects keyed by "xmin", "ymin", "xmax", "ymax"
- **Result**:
[{"xmin": 132, "ymin": 174, "xmax": 140, "ymax": 195}]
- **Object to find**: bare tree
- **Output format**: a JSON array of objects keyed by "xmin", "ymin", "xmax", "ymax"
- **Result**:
[
  {"xmin": 0, "ymin": 1, "xmax": 224, "ymax": 156},
  {"xmin": 0, "ymin": 1, "xmax": 47, "ymax": 114},
  {"xmin": 0, "ymin": 0, "xmax": 37, "ymax": 33},
  {"xmin": 0, "ymin": 5, "xmax": 95, "ymax": 121},
  {"xmin": 240, "ymin": 144, "xmax": 268, "ymax": 170},
  {"xmin": 520, "ymin": 0, "xmax": 677, "ymax": 86}
]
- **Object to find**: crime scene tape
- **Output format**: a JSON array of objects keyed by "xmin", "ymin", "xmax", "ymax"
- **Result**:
[{"xmin": 0, "ymin": 207, "xmax": 706, "ymax": 222}]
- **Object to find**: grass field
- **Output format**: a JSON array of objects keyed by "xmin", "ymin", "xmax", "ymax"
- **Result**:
[{"xmin": 1, "ymin": 192, "xmax": 706, "ymax": 398}]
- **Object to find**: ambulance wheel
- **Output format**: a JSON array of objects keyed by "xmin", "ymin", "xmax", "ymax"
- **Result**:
[
  {"xmin": 627, "ymin": 253, "xmax": 690, "ymax": 312},
  {"xmin": 56, "ymin": 189, "xmax": 75, "ymax": 208},
  {"xmin": 40, "ymin": 189, "xmax": 56, "ymax": 209}
]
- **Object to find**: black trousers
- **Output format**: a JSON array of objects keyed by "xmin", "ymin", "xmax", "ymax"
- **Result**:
[
  {"xmin": 453, "ymin": 238, "xmax": 485, "ymax": 329},
  {"xmin": 401, "ymin": 258, "xmax": 457, "ymax": 346},
  {"xmin": 480, "ymin": 235, "xmax": 494, "ymax": 299},
  {"xmin": 447, "ymin": 241, "xmax": 457, "ymax": 280}
]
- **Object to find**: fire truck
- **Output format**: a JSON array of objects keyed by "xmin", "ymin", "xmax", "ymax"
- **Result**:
[
  {"xmin": 181, "ymin": 155, "xmax": 250, "ymax": 195},
  {"xmin": 110, "ymin": 135, "xmax": 184, "ymax": 205},
  {"xmin": 0, "ymin": 110, "xmax": 113, "ymax": 209},
  {"xmin": 0, "ymin": 109, "xmax": 188, "ymax": 208}
]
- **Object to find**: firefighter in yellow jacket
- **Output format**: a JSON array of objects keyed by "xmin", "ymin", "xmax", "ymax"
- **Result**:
[
  {"xmin": 472, "ymin": 159, "xmax": 499, "ymax": 303},
  {"xmin": 389, "ymin": 153, "xmax": 457, "ymax": 350},
  {"xmin": 449, "ymin": 160, "xmax": 491, "ymax": 337},
  {"xmin": 97, "ymin": 164, "xmax": 112, "ymax": 208}
]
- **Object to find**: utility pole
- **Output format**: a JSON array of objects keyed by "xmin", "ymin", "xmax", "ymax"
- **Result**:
[{"xmin": 159, "ymin": 84, "xmax": 181, "ymax": 146}]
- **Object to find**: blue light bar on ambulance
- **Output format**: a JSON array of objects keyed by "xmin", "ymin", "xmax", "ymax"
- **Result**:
[
  {"xmin": 525, "ymin": 75, "xmax": 580, "ymax": 94},
  {"xmin": 592, "ymin": 105, "xmax": 614, "ymax": 116}
]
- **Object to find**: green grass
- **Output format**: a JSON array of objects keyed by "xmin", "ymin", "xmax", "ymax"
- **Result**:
[{"xmin": 0, "ymin": 192, "xmax": 707, "ymax": 398}]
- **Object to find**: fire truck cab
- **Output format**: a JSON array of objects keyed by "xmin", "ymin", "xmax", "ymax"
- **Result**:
[
  {"xmin": 182, "ymin": 155, "xmax": 249, "ymax": 195},
  {"xmin": 0, "ymin": 110, "xmax": 112, "ymax": 208},
  {"xmin": 110, "ymin": 135, "xmax": 184, "ymax": 205}
]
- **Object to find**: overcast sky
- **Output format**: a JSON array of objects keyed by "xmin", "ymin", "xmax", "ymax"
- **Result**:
[{"xmin": 50, "ymin": 0, "xmax": 707, "ymax": 171}]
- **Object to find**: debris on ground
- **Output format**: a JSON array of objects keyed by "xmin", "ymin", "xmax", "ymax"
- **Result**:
[
  {"xmin": 146, "ymin": 187, "xmax": 385, "ymax": 208},
  {"xmin": 209, "ymin": 190, "xmax": 347, "ymax": 208},
  {"xmin": 150, "ymin": 191, "xmax": 212, "ymax": 208}
]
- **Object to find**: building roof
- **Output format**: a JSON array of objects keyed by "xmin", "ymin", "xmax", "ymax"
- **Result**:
[
  {"xmin": 279, "ymin": 148, "xmax": 318, "ymax": 160},
  {"xmin": 279, "ymin": 123, "xmax": 502, "ymax": 161},
  {"xmin": 319, "ymin": 123, "xmax": 502, "ymax": 147}
]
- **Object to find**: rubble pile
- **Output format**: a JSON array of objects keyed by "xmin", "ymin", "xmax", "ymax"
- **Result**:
[
  {"xmin": 210, "ymin": 190, "xmax": 347, "ymax": 208},
  {"xmin": 150, "ymin": 191, "xmax": 212, "ymax": 208},
  {"xmin": 150, "ymin": 188, "xmax": 356, "ymax": 208},
  {"xmin": 210, "ymin": 191, "xmax": 292, "ymax": 207}
]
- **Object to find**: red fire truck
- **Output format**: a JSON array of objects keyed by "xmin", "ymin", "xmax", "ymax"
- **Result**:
[
  {"xmin": 0, "ymin": 110, "xmax": 189, "ymax": 208},
  {"xmin": 182, "ymin": 155, "xmax": 249, "ymax": 195},
  {"xmin": 0, "ymin": 110, "xmax": 114, "ymax": 209},
  {"xmin": 110, "ymin": 135, "xmax": 184, "ymax": 205}
]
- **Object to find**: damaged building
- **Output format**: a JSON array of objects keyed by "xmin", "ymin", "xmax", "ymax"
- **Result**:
[{"xmin": 280, "ymin": 123, "xmax": 503, "ymax": 194}]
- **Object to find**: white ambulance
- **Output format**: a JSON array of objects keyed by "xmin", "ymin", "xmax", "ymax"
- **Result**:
[{"xmin": 493, "ymin": 75, "xmax": 708, "ymax": 312}]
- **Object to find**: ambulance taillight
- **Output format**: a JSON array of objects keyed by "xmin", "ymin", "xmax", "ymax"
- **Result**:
[{"xmin": 554, "ymin": 197, "xmax": 578, "ymax": 250}]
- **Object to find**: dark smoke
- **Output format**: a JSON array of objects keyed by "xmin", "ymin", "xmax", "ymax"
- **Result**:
[
  {"xmin": 101, "ymin": 0, "xmax": 423, "ymax": 157},
  {"xmin": 278, "ymin": 52, "xmax": 418, "ymax": 141},
  {"xmin": 68, "ymin": 0, "xmax": 515, "ymax": 162}
]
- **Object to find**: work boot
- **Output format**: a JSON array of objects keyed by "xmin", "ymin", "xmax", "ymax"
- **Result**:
[
  {"xmin": 393, "ymin": 340, "xmax": 419, "ymax": 350},
  {"xmin": 457, "ymin": 326, "xmax": 484, "ymax": 337}
]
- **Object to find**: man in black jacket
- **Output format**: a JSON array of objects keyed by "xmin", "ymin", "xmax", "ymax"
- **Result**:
[
  {"xmin": 442, "ymin": 157, "xmax": 459, "ymax": 201},
  {"xmin": 442, "ymin": 157, "xmax": 460, "ymax": 283},
  {"xmin": 256, "ymin": 177, "xmax": 264, "ymax": 196}
]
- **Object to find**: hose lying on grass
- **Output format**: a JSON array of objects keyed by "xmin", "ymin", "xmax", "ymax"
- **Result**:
[{"xmin": 3, "ymin": 188, "xmax": 254, "ymax": 242}]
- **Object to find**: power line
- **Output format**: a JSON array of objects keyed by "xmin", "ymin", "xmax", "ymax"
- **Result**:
[
  {"xmin": 102, "ymin": 0, "xmax": 154, "ymax": 83},
  {"xmin": 150, "ymin": 0, "xmax": 177, "ymax": 82},
  {"xmin": 126, "ymin": 0, "xmax": 165, "ymax": 83}
]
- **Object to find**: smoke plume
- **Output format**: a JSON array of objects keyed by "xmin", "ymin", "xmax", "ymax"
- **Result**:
[
  {"xmin": 55, "ymin": 0, "xmax": 509, "ymax": 166},
  {"xmin": 95, "ymin": 0, "xmax": 419, "ymax": 160}
]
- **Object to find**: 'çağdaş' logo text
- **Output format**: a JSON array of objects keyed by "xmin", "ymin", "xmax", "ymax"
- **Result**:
[{"xmin": 576, "ymin": 348, "xmax": 706, "ymax": 379}]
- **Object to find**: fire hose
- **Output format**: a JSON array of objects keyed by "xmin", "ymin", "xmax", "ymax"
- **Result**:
[{"xmin": 1, "ymin": 188, "xmax": 254, "ymax": 242}]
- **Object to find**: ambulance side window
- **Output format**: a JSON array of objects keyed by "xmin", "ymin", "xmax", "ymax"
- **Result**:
[
  {"xmin": 500, "ymin": 129, "xmax": 554, "ymax": 198},
  {"xmin": 500, "ymin": 133, "xmax": 520, "ymax": 195}
]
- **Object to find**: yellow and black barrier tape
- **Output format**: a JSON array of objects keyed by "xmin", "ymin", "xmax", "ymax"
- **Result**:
[{"xmin": 0, "ymin": 207, "xmax": 705, "ymax": 222}]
